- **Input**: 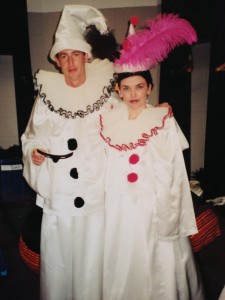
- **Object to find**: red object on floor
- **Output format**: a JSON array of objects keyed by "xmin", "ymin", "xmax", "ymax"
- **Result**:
[
  {"xmin": 19, "ymin": 234, "xmax": 40, "ymax": 274},
  {"xmin": 190, "ymin": 208, "xmax": 221, "ymax": 252}
]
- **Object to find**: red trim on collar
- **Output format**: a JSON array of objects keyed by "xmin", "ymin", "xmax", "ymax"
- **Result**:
[{"xmin": 100, "ymin": 106, "xmax": 173, "ymax": 151}]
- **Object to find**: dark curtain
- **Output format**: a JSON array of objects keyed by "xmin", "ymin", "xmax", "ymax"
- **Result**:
[{"xmin": 0, "ymin": 0, "xmax": 34, "ymax": 143}]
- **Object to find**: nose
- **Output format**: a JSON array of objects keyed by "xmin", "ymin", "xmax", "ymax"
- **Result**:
[
  {"xmin": 130, "ymin": 89, "xmax": 136, "ymax": 98},
  {"xmin": 68, "ymin": 55, "xmax": 75, "ymax": 66}
]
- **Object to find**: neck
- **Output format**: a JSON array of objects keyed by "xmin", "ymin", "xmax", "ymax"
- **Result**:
[
  {"xmin": 65, "ymin": 74, "xmax": 86, "ymax": 88},
  {"xmin": 128, "ymin": 106, "xmax": 146, "ymax": 120}
]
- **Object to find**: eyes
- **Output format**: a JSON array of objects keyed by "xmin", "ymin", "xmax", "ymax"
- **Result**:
[
  {"xmin": 58, "ymin": 51, "xmax": 83, "ymax": 61},
  {"xmin": 121, "ymin": 84, "xmax": 145, "ymax": 92}
]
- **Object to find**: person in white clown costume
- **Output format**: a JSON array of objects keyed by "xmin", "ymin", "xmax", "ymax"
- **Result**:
[
  {"xmin": 100, "ymin": 14, "xmax": 205, "ymax": 300},
  {"xmin": 21, "ymin": 5, "xmax": 120, "ymax": 300}
]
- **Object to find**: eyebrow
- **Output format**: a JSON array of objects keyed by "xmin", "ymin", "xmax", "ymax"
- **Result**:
[
  {"xmin": 58, "ymin": 52, "xmax": 68, "ymax": 57},
  {"xmin": 122, "ymin": 83, "xmax": 145, "ymax": 88},
  {"xmin": 58, "ymin": 50, "xmax": 81, "ymax": 56}
]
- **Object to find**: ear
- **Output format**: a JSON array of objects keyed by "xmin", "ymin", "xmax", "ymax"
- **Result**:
[
  {"xmin": 147, "ymin": 84, "xmax": 152, "ymax": 95},
  {"xmin": 84, "ymin": 54, "xmax": 89, "ymax": 63},
  {"xmin": 54, "ymin": 56, "xmax": 61, "ymax": 68},
  {"xmin": 118, "ymin": 88, "xmax": 123, "ymax": 99}
]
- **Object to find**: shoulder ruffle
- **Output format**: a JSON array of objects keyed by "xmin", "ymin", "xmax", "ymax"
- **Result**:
[
  {"xmin": 100, "ymin": 104, "xmax": 173, "ymax": 151},
  {"xmin": 34, "ymin": 59, "xmax": 115, "ymax": 118}
]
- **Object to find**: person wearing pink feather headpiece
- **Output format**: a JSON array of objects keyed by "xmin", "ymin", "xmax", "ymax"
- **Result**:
[{"xmin": 99, "ymin": 13, "xmax": 205, "ymax": 300}]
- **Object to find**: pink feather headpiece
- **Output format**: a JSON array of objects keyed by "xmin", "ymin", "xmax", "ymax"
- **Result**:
[{"xmin": 114, "ymin": 13, "xmax": 198, "ymax": 73}]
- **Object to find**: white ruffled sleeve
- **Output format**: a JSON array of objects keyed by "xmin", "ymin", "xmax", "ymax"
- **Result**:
[
  {"xmin": 21, "ymin": 95, "xmax": 52, "ymax": 202},
  {"xmin": 152, "ymin": 117, "xmax": 197, "ymax": 240}
]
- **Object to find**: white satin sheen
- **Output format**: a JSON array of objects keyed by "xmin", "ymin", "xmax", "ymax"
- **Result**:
[
  {"xmin": 100, "ymin": 103, "xmax": 204, "ymax": 300},
  {"xmin": 21, "ymin": 59, "xmax": 117, "ymax": 300},
  {"xmin": 41, "ymin": 211, "xmax": 104, "ymax": 300}
]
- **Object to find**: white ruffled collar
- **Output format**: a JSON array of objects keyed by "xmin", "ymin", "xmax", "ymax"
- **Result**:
[
  {"xmin": 100, "ymin": 102, "xmax": 173, "ymax": 151},
  {"xmin": 34, "ymin": 59, "xmax": 115, "ymax": 118}
]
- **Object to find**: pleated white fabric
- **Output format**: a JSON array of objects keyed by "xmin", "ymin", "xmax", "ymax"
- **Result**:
[
  {"xmin": 103, "ymin": 193, "xmax": 203, "ymax": 300},
  {"xmin": 40, "ymin": 211, "xmax": 104, "ymax": 300}
]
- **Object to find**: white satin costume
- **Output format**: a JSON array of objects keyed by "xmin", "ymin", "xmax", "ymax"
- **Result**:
[
  {"xmin": 21, "ymin": 59, "xmax": 117, "ymax": 300},
  {"xmin": 100, "ymin": 102, "xmax": 204, "ymax": 300}
]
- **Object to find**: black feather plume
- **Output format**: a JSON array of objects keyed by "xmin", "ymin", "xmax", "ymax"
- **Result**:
[{"xmin": 84, "ymin": 25, "xmax": 121, "ymax": 62}]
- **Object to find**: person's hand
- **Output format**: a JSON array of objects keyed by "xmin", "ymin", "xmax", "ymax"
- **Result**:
[
  {"xmin": 156, "ymin": 102, "xmax": 170, "ymax": 107},
  {"xmin": 31, "ymin": 149, "xmax": 46, "ymax": 166}
]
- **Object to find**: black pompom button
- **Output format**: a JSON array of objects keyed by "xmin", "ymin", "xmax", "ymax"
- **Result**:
[
  {"xmin": 74, "ymin": 197, "xmax": 85, "ymax": 208},
  {"xmin": 70, "ymin": 168, "xmax": 78, "ymax": 179},
  {"xmin": 68, "ymin": 138, "xmax": 77, "ymax": 151}
]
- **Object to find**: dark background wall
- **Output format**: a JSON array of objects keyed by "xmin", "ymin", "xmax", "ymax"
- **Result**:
[
  {"xmin": 160, "ymin": 0, "xmax": 225, "ymax": 198},
  {"xmin": 0, "ymin": 0, "xmax": 34, "ymax": 142},
  {"xmin": 203, "ymin": 1, "xmax": 225, "ymax": 199}
]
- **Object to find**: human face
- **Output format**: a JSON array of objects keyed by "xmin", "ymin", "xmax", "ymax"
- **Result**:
[
  {"xmin": 55, "ymin": 49, "xmax": 88, "ymax": 87},
  {"xmin": 118, "ymin": 75, "xmax": 152, "ymax": 117}
]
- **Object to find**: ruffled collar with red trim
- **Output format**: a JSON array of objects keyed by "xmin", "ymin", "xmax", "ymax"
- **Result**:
[{"xmin": 100, "ymin": 102, "xmax": 173, "ymax": 151}]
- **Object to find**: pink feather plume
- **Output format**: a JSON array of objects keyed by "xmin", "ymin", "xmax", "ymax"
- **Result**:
[{"xmin": 114, "ymin": 13, "xmax": 198, "ymax": 72}]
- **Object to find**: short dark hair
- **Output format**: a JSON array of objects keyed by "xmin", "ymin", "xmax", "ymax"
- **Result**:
[{"xmin": 116, "ymin": 70, "xmax": 154, "ymax": 89}]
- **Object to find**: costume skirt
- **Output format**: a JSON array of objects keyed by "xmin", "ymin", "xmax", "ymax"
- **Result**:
[
  {"xmin": 40, "ymin": 211, "xmax": 104, "ymax": 300},
  {"xmin": 103, "ymin": 193, "xmax": 204, "ymax": 300}
]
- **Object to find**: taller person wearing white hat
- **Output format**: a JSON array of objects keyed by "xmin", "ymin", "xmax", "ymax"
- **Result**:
[{"xmin": 21, "ymin": 5, "xmax": 120, "ymax": 300}]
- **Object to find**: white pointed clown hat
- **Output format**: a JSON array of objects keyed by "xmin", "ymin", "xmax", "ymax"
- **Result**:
[{"xmin": 50, "ymin": 5, "xmax": 108, "ymax": 61}]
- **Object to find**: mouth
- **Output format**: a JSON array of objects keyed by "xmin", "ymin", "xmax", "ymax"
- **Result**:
[
  {"xmin": 69, "ymin": 68, "xmax": 77, "ymax": 73},
  {"xmin": 130, "ymin": 100, "xmax": 139, "ymax": 104}
]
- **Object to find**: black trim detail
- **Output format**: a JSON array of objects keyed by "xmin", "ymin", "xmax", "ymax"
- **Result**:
[
  {"xmin": 34, "ymin": 71, "xmax": 115, "ymax": 119},
  {"xmin": 37, "ymin": 149, "xmax": 73, "ymax": 163}
]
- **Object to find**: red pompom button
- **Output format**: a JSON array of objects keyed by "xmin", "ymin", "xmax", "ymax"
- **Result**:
[
  {"xmin": 127, "ymin": 172, "xmax": 138, "ymax": 183},
  {"xmin": 129, "ymin": 154, "xmax": 140, "ymax": 164}
]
